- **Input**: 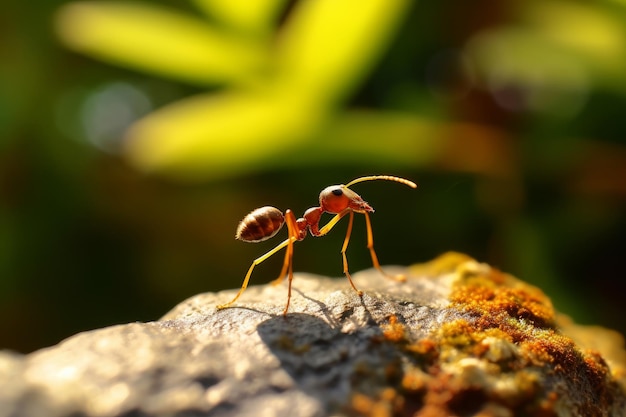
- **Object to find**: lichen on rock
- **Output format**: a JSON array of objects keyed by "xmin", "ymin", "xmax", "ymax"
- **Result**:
[
  {"xmin": 0, "ymin": 252, "xmax": 624, "ymax": 417},
  {"xmin": 399, "ymin": 253, "xmax": 626, "ymax": 416}
]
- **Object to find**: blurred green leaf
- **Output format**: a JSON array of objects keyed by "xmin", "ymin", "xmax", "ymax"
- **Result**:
[
  {"xmin": 55, "ymin": 1, "xmax": 267, "ymax": 86},
  {"xmin": 275, "ymin": 0, "xmax": 411, "ymax": 104},
  {"xmin": 125, "ymin": 89, "xmax": 323, "ymax": 178},
  {"xmin": 466, "ymin": 27, "xmax": 591, "ymax": 115},
  {"xmin": 524, "ymin": 0, "xmax": 626, "ymax": 84},
  {"xmin": 466, "ymin": 0, "xmax": 626, "ymax": 112},
  {"xmin": 54, "ymin": 0, "xmax": 413, "ymax": 178},
  {"xmin": 312, "ymin": 110, "xmax": 441, "ymax": 167},
  {"xmin": 192, "ymin": 0, "xmax": 288, "ymax": 34}
]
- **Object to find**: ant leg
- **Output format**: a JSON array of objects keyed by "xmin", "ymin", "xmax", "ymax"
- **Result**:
[
  {"xmin": 316, "ymin": 209, "xmax": 362, "ymax": 294},
  {"xmin": 283, "ymin": 248, "xmax": 294, "ymax": 316},
  {"xmin": 216, "ymin": 236, "xmax": 295, "ymax": 310},
  {"xmin": 317, "ymin": 208, "xmax": 350, "ymax": 236},
  {"xmin": 270, "ymin": 210, "xmax": 299, "ymax": 286},
  {"xmin": 340, "ymin": 211, "xmax": 363, "ymax": 296},
  {"xmin": 363, "ymin": 211, "xmax": 406, "ymax": 282},
  {"xmin": 270, "ymin": 248, "xmax": 291, "ymax": 287},
  {"xmin": 279, "ymin": 210, "xmax": 299, "ymax": 315}
]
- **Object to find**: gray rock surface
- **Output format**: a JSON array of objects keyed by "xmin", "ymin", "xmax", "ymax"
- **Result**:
[
  {"xmin": 0, "ymin": 267, "xmax": 444, "ymax": 417},
  {"xmin": 1, "ymin": 254, "xmax": 625, "ymax": 417}
]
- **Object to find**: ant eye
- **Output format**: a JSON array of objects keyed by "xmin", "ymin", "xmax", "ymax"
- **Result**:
[{"xmin": 331, "ymin": 189, "xmax": 343, "ymax": 196}]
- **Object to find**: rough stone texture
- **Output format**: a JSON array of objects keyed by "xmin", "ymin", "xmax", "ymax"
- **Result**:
[{"xmin": 1, "ymin": 252, "xmax": 625, "ymax": 417}]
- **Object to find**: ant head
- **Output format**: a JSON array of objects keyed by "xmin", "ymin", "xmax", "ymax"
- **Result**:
[{"xmin": 319, "ymin": 185, "xmax": 373, "ymax": 214}]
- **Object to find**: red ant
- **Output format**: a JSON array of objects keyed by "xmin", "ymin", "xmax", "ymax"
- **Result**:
[{"xmin": 217, "ymin": 175, "xmax": 418, "ymax": 315}]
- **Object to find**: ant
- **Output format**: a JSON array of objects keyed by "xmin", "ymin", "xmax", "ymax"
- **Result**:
[{"xmin": 217, "ymin": 175, "xmax": 418, "ymax": 315}]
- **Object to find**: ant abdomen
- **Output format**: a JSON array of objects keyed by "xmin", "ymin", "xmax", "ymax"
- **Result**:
[{"xmin": 236, "ymin": 206, "xmax": 285, "ymax": 243}]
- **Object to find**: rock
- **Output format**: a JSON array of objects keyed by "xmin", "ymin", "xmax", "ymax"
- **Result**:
[{"xmin": 1, "ymin": 252, "xmax": 625, "ymax": 416}]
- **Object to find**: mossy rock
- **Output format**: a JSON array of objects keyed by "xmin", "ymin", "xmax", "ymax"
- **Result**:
[{"xmin": 0, "ymin": 252, "xmax": 624, "ymax": 416}]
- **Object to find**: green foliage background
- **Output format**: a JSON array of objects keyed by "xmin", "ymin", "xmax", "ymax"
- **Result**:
[{"xmin": 1, "ymin": 0, "xmax": 626, "ymax": 353}]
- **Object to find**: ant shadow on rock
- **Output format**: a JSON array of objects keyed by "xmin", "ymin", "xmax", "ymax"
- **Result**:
[{"xmin": 256, "ymin": 291, "xmax": 402, "ymax": 406}]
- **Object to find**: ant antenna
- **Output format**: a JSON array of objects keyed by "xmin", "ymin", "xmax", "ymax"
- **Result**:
[{"xmin": 345, "ymin": 175, "xmax": 417, "ymax": 189}]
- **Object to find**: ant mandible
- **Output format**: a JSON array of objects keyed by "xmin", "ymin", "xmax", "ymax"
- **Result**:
[{"xmin": 216, "ymin": 175, "xmax": 418, "ymax": 315}]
